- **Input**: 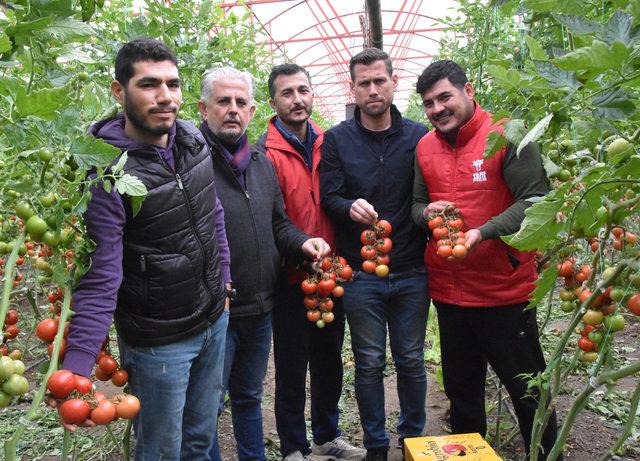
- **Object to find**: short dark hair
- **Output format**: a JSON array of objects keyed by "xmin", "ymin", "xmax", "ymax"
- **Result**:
[
  {"xmin": 114, "ymin": 38, "xmax": 178, "ymax": 88},
  {"xmin": 416, "ymin": 60, "xmax": 468, "ymax": 95},
  {"xmin": 268, "ymin": 63, "xmax": 311, "ymax": 98},
  {"xmin": 349, "ymin": 48, "xmax": 393, "ymax": 81}
]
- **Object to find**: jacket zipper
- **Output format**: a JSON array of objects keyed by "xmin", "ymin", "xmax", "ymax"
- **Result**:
[
  {"xmin": 156, "ymin": 152, "xmax": 215, "ymax": 305},
  {"xmin": 139, "ymin": 255, "xmax": 146, "ymax": 272}
]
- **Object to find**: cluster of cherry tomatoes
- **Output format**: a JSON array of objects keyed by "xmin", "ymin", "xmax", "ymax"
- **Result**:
[
  {"xmin": 47, "ymin": 369, "xmax": 139, "ymax": 426},
  {"xmin": 301, "ymin": 256, "xmax": 353, "ymax": 328},
  {"xmin": 427, "ymin": 209, "xmax": 468, "ymax": 259},
  {"xmin": 0, "ymin": 354, "xmax": 28, "ymax": 407},
  {"xmin": 2, "ymin": 308, "xmax": 20, "ymax": 354},
  {"xmin": 95, "ymin": 348, "xmax": 129, "ymax": 386},
  {"xmin": 360, "ymin": 219, "xmax": 392, "ymax": 277}
]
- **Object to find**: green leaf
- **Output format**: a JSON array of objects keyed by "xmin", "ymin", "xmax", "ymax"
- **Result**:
[
  {"xmin": 111, "ymin": 152, "xmax": 128, "ymax": 174},
  {"xmin": 486, "ymin": 64, "xmax": 520, "ymax": 88},
  {"xmin": 57, "ymin": 47, "xmax": 95, "ymax": 64},
  {"xmin": 504, "ymin": 119, "xmax": 527, "ymax": 146},
  {"xmin": 81, "ymin": 0, "xmax": 96, "ymax": 22},
  {"xmin": 102, "ymin": 179, "xmax": 112, "ymax": 193},
  {"xmin": 42, "ymin": 17, "xmax": 94, "ymax": 39},
  {"xmin": 552, "ymin": 14, "xmax": 600, "ymax": 35},
  {"xmin": 6, "ymin": 16, "xmax": 54, "ymax": 39},
  {"xmin": 529, "ymin": 265, "xmax": 560, "ymax": 308},
  {"xmin": 130, "ymin": 195, "xmax": 145, "ymax": 217},
  {"xmin": 599, "ymin": 10, "xmax": 634, "ymax": 46},
  {"xmin": 524, "ymin": 0, "xmax": 557, "ymax": 12},
  {"xmin": 484, "ymin": 130, "xmax": 508, "ymax": 159},
  {"xmin": 593, "ymin": 88, "xmax": 637, "ymax": 120},
  {"xmin": 15, "ymin": 85, "xmax": 70, "ymax": 120},
  {"xmin": 552, "ymin": 40, "xmax": 631, "ymax": 73},
  {"xmin": 70, "ymin": 136, "xmax": 121, "ymax": 169},
  {"xmin": 0, "ymin": 33, "xmax": 11, "ymax": 53},
  {"xmin": 525, "ymin": 35, "xmax": 548, "ymax": 60},
  {"xmin": 534, "ymin": 61, "xmax": 580, "ymax": 90},
  {"xmin": 72, "ymin": 189, "xmax": 92, "ymax": 216},
  {"xmin": 503, "ymin": 198, "xmax": 564, "ymax": 251},
  {"xmin": 115, "ymin": 173, "xmax": 147, "ymax": 197},
  {"xmin": 542, "ymin": 156, "xmax": 562, "ymax": 178},
  {"xmin": 517, "ymin": 113, "xmax": 553, "ymax": 156}
]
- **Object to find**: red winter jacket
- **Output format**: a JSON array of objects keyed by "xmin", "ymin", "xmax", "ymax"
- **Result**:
[
  {"xmin": 262, "ymin": 117, "xmax": 336, "ymax": 284},
  {"xmin": 415, "ymin": 105, "xmax": 537, "ymax": 306}
]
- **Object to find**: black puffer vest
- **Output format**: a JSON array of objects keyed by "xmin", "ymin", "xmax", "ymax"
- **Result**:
[{"xmin": 114, "ymin": 120, "xmax": 226, "ymax": 346}]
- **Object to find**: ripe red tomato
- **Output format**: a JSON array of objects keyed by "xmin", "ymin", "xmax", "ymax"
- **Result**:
[
  {"xmin": 75, "ymin": 375, "xmax": 93, "ymax": 395},
  {"xmin": 36, "ymin": 318, "xmax": 58, "ymax": 343},
  {"xmin": 375, "ymin": 220, "xmax": 392, "ymax": 238},
  {"xmin": 4, "ymin": 324, "xmax": 19, "ymax": 340},
  {"xmin": 111, "ymin": 369, "xmax": 129, "ymax": 387},
  {"xmin": 91, "ymin": 400, "xmax": 117, "ymax": 425},
  {"xmin": 447, "ymin": 217, "xmax": 464, "ymax": 230},
  {"xmin": 557, "ymin": 260, "xmax": 574, "ymax": 277},
  {"xmin": 375, "ymin": 237, "xmax": 392, "ymax": 254},
  {"xmin": 98, "ymin": 355, "xmax": 119, "ymax": 376},
  {"xmin": 304, "ymin": 296, "xmax": 319, "ymax": 309},
  {"xmin": 331, "ymin": 286, "xmax": 345, "ymax": 298},
  {"xmin": 578, "ymin": 337, "xmax": 596, "ymax": 352},
  {"xmin": 611, "ymin": 227, "xmax": 624, "ymax": 238},
  {"xmin": 626, "ymin": 293, "xmax": 640, "ymax": 316},
  {"xmin": 320, "ymin": 257, "xmax": 332, "ymax": 271},
  {"xmin": 437, "ymin": 245, "xmax": 453, "ymax": 258},
  {"xmin": 362, "ymin": 260, "xmax": 377, "ymax": 273},
  {"xmin": 300, "ymin": 279, "xmax": 318, "ymax": 295},
  {"xmin": 322, "ymin": 311, "xmax": 335, "ymax": 324},
  {"xmin": 94, "ymin": 366, "xmax": 113, "ymax": 381},
  {"xmin": 307, "ymin": 310, "xmax": 321, "ymax": 322},
  {"xmin": 4, "ymin": 309, "xmax": 18, "ymax": 326},
  {"xmin": 432, "ymin": 227, "xmax": 449, "ymax": 241},
  {"xmin": 427, "ymin": 215, "xmax": 443, "ymax": 230},
  {"xmin": 360, "ymin": 245, "xmax": 377, "ymax": 260},
  {"xmin": 47, "ymin": 339, "xmax": 66, "ymax": 359},
  {"xmin": 59, "ymin": 398, "xmax": 91, "ymax": 424},
  {"xmin": 317, "ymin": 279, "xmax": 336, "ymax": 297},
  {"xmin": 338, "ymin": 265, "xmax": 352, "ymax": 280},
  {"xmin": 360, "ymin": 229, "xmax": 376, "ymax": 245},
  {"xmin": 47, "ymin": 369, "xmax": 76, "ymax": 399},
  {"xmin": 319, "ymin": 298, "xmax": 334, "ymax": 311},
  {"xmin": 452, "ymin": 244, "xmax": 467, "ymax": 259},
  {"xmin": 114, "ymin": 394, "xmax": 140, "ymax": 419}
]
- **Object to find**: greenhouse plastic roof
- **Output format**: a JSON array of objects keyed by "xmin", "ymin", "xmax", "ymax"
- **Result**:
[{"xmin": 219, "ymin": 0, "xmax": 456, "ymax": 121}]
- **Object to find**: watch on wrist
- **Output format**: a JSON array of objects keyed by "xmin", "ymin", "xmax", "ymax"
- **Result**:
[{"xmin": 226, "ymin": 287, "xmax": 237, "ymax": 301}]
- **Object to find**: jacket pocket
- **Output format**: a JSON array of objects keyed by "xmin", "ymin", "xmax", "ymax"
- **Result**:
[{"xmin": 140, "ymin": 253, "xmax": 197, "ymax": 319}]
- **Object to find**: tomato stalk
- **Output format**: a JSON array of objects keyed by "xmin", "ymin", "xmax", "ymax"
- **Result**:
[
  {"xmin": 4, "ymin": 274, "xmax": 74, "ymax": 461},
  {"xmin": 0, "ymin": 230, "xmax": 26, "ymax": 341},
  {"xmin": 598, "ymin": 380, "xmax": 640, "ymax": 461},
  {"xmin": 545, "ymin": 361, "xmax": 640, "ymax": 461}
]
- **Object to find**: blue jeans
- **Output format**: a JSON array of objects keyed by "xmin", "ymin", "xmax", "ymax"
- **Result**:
[
  {"xmin": 343, "ymin": 268, "xmax": 429, "ymax": 449},
  {"xmin": 210, "ymin": 312, "xmax": 272, "ymax": 461},
  {"xmin": 118, "ymin": 310, "xmax": 228, "ymax": 461}
]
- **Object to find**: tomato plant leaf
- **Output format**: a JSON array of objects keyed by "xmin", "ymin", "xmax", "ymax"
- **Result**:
[
  {"xmin": 484, "ymin": 130, "xmax": 508, "ymax": 159},
  {"xmin": 80, "ymin": 0, "xmax": 97, "ymax": 22},
  {"xmin": 533, "ymin": 61, "xmax": 580, "ymax": 90},
  {"xmin": 552, "ymin": 13, "xmax": 600, "ymax": 35},
  {"xmin": 70, "ymin": 136, "xmax": 121, "ymax": 169},
  {"xmin": 486, "ymin": 64, "xmax": 520, "ymax": 89},
  {"xmin": 57, "ymin": 47, "xmax": 95, "ymax": 64},
  {"xmin": 600, "ymin": 10, "xmax": 634, "ymax": 46},
  {"xmin": 524, "ymin": 0, "xmax": 557, "ymax": 12},
  {"xmin": 528, "ymin": 265, "xmax": 559, "ymax": 308},
  {"xmin": 542, "ymin": 156, "xmax": 562, "ymax": 178},
  {"xmin": 517, "ymin": 113, "xmax": 553, "ymax": 156},
  {"xmin": 42, "ymin": 17, "xmax": 94, "ymax": 40},
  {"xmin": 552, "ymin": 40, "xmax": 631, "ymax": 73},
  {"xmin": 592, "ymin": 88, "xmax": 637, "ymax": 120},
  {"xmin": 111, "ymin": 153, "xmax": 128, "ymax": 175},
  {"xmin": 525, "ymin": 35, "xmax": 548, "ymax": 60},
  {"xmin": 129, "ymin": 195, "xmax": 145, "ymax": 217},
  {"xmin": 15, "ymin": 85, "xmax": 70, "ymax": 120},
  {"xmin": 6, "ymin": 16, "xmax": 54, "ymax": 39},
  {"xmin": 503, "ymin": 197, "xmax": 564, "ymax": 250},
  {"xmin": 0, "ymin": 33, "xmax": 11, "ymax": 54},
  {"xmin": 504, "ymin": 119, "xmax": 527, "ymax": 146},
  {"xmin": 115, "ymin": 174, "xmax": 147, "ymax": 197}
]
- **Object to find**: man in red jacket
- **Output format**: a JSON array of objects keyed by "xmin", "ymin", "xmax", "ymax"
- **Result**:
[
  {"xmin": 411, "ymin": 60, "xmax": 559, "ymax": 460},
  {"xmin": 256, "ymin": 63, "xmax": 365, "ymax": 461}
]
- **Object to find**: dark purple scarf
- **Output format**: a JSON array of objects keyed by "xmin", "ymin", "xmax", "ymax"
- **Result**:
[{"xmin": 200, "ymin": 121, "xmax": 251, "ymax": 184}]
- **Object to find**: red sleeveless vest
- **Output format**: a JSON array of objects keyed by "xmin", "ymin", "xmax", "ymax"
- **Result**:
[{"xmin": 416, "ymin": 105, "xmax": 537, "ymax": 306}]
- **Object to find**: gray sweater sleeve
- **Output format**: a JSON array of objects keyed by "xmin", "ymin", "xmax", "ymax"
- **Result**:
[{"xmin": 478, "ymin": 142, "xmax": 549, "ymax": 240}]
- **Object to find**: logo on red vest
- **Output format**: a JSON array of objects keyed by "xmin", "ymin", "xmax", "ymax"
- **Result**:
[{"xmin": 471, "ymin": 159, "xmax": 487, "ymax": 183}]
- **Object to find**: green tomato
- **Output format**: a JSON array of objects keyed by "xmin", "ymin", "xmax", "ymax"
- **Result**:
[
  {"xmin": 630, "ymin": 273, "xmax": 640, "ymax": 288},
  {"xmin": 316, "ymin": 319, "xmax": 325, "ymax": 329},
  {"xmin": 0, "ymin": 390, "xmax": 12, "ymax": 407},
  {"xmin": 2, "ymin": 374, "xmax": 29, "ymax": 396},
  {"xmin": 587, "ymin": 330, "xmax": 604, "ymax": 344},
  {"xmin": 77, "ymin": 71, "xmax": 89, "ymax": 81},
  {"xmin": 42, "ymin": 231, "xmax": 59, "ymax": 248},
  {"xmin": 17, "ymin": 243, "xmax": 27, "ymax": 256},
  {"xmin": 603, "ymin": 314, "xmax": 625, "ymax": 333},
  {"xmin": 0, "ymin": 356, "xmax": 15, "ymax": 380},
  {"xmin": 37, "ymin": 148, "xmax": 53, "ymax": 163},
  {"xmin": 557, "ymin": 169, "xmax": 572, "ymax": 181},
  {"xmin": 609, "ymin": 287, "xmax": 625, "ymax": 303},
  {"xmin": 0, "ymin": 242, "xmax": 8, "ymax": 254},
  {"xmin": 595, "ymin": 206, "xmax": 609, "ymax": 221},
  {"xmin": 39, "ymin": 192, "xmax": 58, "ymax": 208},
  {"xmin": 15, "ymin": 202, "xmax": 35, "ymax": 221},
  {"xmin": 607, "ymin": 138, "xmax": 633, "ymax": 158},
  {"xmin": 579, "ymin": 351, "xmax": 598, "ymax": 362},
  {"xmin": 560, "ymin": 300, "xmax": 576, "ymax": 313},
  {"xmin": 11, "ymin": 360, "xmax": 25, "ymax": 376},
  {"xmin": 25, "ymin": 215, "xmax": 48, "ymax": 242}
]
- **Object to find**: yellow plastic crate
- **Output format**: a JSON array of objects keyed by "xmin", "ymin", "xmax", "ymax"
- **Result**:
[{"xmin": 404, "ymin": 433, "xmax": 502, "ymax": 461}]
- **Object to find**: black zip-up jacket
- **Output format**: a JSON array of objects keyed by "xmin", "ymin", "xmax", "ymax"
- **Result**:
[
  {"xmin": 320, "ymin": 105, "xmax": 428, "ymax": 272},
  {"xmin": 202, "ymin": 127, "xmax": 309, "ymax": 318}
]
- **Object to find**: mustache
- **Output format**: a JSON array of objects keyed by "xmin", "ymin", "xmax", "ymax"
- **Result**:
[
  {"xmin": 223, "ymin": 116, "xmax": 241, "ymax": 124},
  {"xmin": 291, "ymin": 104, "xmax": 308, "ymax": 112},
  {"xmin": 434, "ymin": 110, "xmax": 453, "ymax": 120},
  {"xmin": 150, "ymin": 106, "xmax": 178, "ymax": 113}
]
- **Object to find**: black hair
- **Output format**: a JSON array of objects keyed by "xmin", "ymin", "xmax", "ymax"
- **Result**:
[
  {"xmin": 268, "ymin": 63, "xmax": 312, "ymax": 98},
  {"xmin": 349, "ymin": 48, "xmax": 393, "ymax": 81},
  {"xmin": 114, "ymin": 38, "xmax": 178, "ymax": 87},
  {"xmin": 416, "ymin": 60, "xmax": 468, "ymax": 95}
]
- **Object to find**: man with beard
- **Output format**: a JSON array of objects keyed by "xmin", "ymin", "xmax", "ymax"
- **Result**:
[
  {"xmin": 254, "ymin": 63, "xmax": 365, "ymax": 461},
  {"xmin": 320, "ymin": 48, "xmax": 430, "ymax": 461},
  {"xmin": 198, "ymin": 66, "xmax": 331, "ymax": 461},
  {"xmin": 411, "ymin": 60, "xmax": 558, "ymax": 460},
  {"xmin": 60, "ymin": 38, "xmax": 232, "ymax": 460}
]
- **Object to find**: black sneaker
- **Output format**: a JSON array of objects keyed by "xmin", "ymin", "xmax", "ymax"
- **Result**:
[{"xmin": 365, "ymin": 447, "xmax": 388, "ymax": 461}]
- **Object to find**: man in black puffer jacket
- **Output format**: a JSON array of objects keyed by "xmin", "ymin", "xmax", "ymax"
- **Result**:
[{"xmin": 198, "ymin": 66, "xmax": 331, "ymax": 461}]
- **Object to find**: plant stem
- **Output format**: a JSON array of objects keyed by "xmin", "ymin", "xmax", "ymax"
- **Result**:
[
  {"xmin": 0, "ymin": 231, "xmax": 26, "ymax": 340},
  {"xmin": 598, "ymin": 380, "xmax": 640, "ymax": 461}
]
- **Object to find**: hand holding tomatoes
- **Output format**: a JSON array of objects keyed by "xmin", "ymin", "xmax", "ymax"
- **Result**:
[
  {"xmin": 350, "ymin": 198, "xmax": 378, "ymax": 225},
  {"xmin": 427, "ymin": 208, "xmax": 469, "ymax": 260},
  {"xmin": 301, "ymin": 255, "xmax": 352, "ymax": 328},
  {"xmin": 301, "ymin": 237, "xmax": 332, "ymax": 260}
]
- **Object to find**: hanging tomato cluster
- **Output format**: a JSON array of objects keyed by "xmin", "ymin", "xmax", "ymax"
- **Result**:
[
  {"xmin": 47, "ymin": 369, "xmax": 139, "ymax": 426},
  {"xmin": 360, "ymin": 219, "xmax": 392, "ymax": 277},
  {"xmin": 427, "ymin": 208, "xmax": 467, "ymax": 259},
  {"xmin": 301, "ymin": 255, "xmax": 353, "ymax": 328},
  {"xmin": 2, "ymin": 308, "xmax": 21, "ymax": 357},
  {"xmin": 0, "ymin": 354, "xmax": 28, "ymax": 407}
]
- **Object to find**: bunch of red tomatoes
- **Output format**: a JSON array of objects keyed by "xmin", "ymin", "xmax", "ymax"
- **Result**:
[
  {"xmin": 301, "ymin": 256, "xmax": 353, "ymax": 328},
  {"xmin": 427, "ymin": 209, "xmax": 468, "ymax": 259},
  {"xmin": 360, "ymin": 219, "xmax": 392, "ymax": 277}
]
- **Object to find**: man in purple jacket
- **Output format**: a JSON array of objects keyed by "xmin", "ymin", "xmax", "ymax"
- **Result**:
[{"xmin": 60, "ymin": 38, "xmax": 232, "ymax": 461}]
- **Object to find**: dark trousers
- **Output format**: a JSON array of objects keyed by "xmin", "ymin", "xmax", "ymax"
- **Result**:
[
  {"xmin": 272, "ymin": 281, "xmax": 346, "ymax": 457},
  {"xmin": 435, "ymin": 302, "xmax": 559, "ymax": 460}
]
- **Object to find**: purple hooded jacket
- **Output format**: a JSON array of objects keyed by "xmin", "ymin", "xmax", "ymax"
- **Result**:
[{"xmin": 62, "ymin": 114, "xmax": 231, "ymax": 376}]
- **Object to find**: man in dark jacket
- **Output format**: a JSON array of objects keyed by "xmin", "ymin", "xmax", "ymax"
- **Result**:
[
  {"xmin": 320, "ymin": 48, "xmax": 430, "ymax": 461},
  {"xmin": 61, "ymin": 38, "xmax": 232, "ymax": 461},
  {"xmin": 198, "ymin": 66, "xmax": 330, "ymax": 461}
]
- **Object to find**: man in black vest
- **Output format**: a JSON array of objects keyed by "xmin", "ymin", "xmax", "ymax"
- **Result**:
[
  {"xmin": 198, "ymin": 66, "xmax": 330, "ymax": 461},
  {"xmin": 60, "ymin": 39, "xmax": 232, "ymax": 460}
]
